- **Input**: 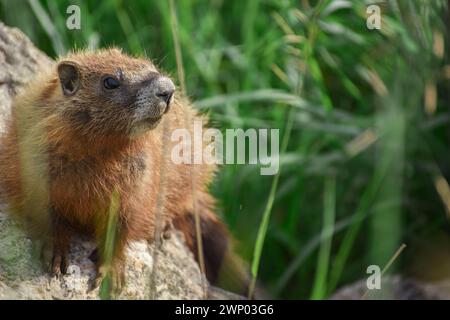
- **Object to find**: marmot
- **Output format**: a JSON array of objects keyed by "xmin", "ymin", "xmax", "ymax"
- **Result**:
[{"xmin": 0, "ymin": 48, "xmax": 248, "ymax": 296}]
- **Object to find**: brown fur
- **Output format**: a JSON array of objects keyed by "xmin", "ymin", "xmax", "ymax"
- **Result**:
[{"xmin": 0, "ymin": 48, "xmax": 241, "ymax": 293}]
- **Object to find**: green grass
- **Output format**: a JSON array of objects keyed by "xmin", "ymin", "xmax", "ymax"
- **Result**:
[
  {"xmin": 1, "ymin": 0, "xmax": 450, "ymax": 299},
  {"xmin": 310, "ymin": 176, "xmax": 336, "ymax": 299}
]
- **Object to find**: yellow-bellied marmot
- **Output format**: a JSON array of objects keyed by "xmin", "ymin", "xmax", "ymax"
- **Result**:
[{"xmin": 0, "ymin": 48, "xmax": 247, "ymax": 295}]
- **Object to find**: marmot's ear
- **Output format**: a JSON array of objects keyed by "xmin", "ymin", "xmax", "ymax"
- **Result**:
[{"xmin": 57, "ymin": 61, "xmax": 80, "ymax": 96}]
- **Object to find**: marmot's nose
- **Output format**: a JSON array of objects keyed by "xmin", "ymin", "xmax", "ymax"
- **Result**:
[{"xmin": 154, "ymin": 76, "xmax": 175, "ymax": 113}]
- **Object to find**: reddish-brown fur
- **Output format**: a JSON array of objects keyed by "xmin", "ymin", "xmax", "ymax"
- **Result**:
[{"xmin": 0, "ymin": 48, "xmax": 239, "ymax": 292}]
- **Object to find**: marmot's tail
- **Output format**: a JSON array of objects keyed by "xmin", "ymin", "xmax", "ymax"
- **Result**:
[{"xmin": 173, "ymin": 197, "xmax": 263, "ymax": 298}]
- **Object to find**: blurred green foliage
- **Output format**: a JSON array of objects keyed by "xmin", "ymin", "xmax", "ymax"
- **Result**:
[{"xmin": 1, "ymin": 0, "xmax": 450, "ymax": 299}]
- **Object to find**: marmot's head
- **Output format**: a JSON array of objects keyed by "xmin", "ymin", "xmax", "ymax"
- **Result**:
[{"xmin": 54, "ymin": 48, "xmax": 175, "ymax": 136}]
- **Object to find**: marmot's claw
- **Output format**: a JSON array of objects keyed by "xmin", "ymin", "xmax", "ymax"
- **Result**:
[{"xmin": 162, "ymin": 221, "xmax": 174, "ymax": 240}]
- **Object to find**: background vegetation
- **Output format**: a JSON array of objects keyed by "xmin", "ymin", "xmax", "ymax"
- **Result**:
[{"xmin": 1, "ymin": 0, "xmax": 450, "ymax": 299}]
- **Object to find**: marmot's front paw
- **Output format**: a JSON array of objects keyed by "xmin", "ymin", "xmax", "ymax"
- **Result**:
[
  {"xmin": 40, "ymin": 241, "xmax": 69, "ymax": 277},
  {"xmin": 49, "ymin": 250, "xmax": 69, "ymax": 276},
  {"xmin": 90, "ymin": 262, "xmax": 126, "ymax": 297}
]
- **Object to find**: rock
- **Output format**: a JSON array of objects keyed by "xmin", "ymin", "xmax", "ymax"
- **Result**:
[
  {"xmin": 0, "ymin": 22, "xmax": 53, "ymax": 133},
  {"xmin": 331, "ymin": 275, "xmax": 450, "ymax": 300},
  {"xmin": 208, "ymin": 286, "xmax": 247, "ymax": 300},
  {"xmin": 0, "ymin": 211, "xmax": 205, "ymax": 299},
  {"xmin": 0, "ymin": 22, "xmax": 206, "ymax": 300}
]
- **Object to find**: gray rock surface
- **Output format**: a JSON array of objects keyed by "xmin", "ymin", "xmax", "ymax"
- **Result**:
[
  {"xmin": 331, "ymin": 275, "xmax": 450, "ymax": 300},
  {"xmin": 0, "ymin": 22, "xmax": 53, "ymax": 132},
  {"xmin": 0, "ymin": 212, "xmax": 205, "ymax": 300},
  {"xmin": 0, "ymin": 21, "xmax": 206, "ymax": 300},
  {"xmin": 0, "ymin": 212, "xmax": 207, "ymax": 299}
]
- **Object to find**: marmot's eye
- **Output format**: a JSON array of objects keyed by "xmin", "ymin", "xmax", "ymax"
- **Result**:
[{"xmin": 103, "ymin": 77, "xmax": 120, "ymax": 89}]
